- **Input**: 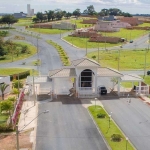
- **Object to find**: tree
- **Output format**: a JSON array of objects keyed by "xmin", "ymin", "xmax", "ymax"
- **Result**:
[
  {"xmin": 73, "ymin": 9, "xmax": 81, "ymax": 18},
  {"xmin": 86, "ymin": 5, "xmax": 96, "ymax": 15},
  {"xmin": 64, "ymin": 12, "xmax": 72, "ymax": 19},
  {"xmin": 54, "ymin": 9, "xmax": 63, "ymax": 20},
  {"xmin": 0, "ymin": 44, "xmax": 6, "ymax": 57},
  {"xmin": 1, "ymin": 15, "xmax": 18, "ymax": 27},
  {"xmin": 0, "ymin": 83, "xmax": 9, "ymax": 100},
  {"xmin": 0, "ymin": 100, "xmax": 13, "ymax": 117},
  {"xmin": 32, "ymin": 17, "xmax": 40, "ymax": 23},
  {"xmin": 36, "ymin": 12, "xmax": 44, "ymax": 22}
]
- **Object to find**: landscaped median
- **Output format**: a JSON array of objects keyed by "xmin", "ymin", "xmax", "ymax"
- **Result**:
[
  {"xmin": 88, "ymin": 106, "xmax": 135, "ymax": 150},
  {"xmin": 46, "ymin": 40, "xmax": 70, "ymax": 66}
]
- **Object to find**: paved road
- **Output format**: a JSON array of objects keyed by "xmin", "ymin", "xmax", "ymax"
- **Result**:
[
  {"xmin": 36, "ymin": 97, "xmax": 109, "ymax": 150},
  {"xmin": 101, "ymin": 96, "xmax": 150, "ymax": 150}
]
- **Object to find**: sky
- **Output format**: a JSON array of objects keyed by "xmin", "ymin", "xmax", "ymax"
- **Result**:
[{"xmin": 0, "ymin": 0, "xmax": 150, "ymax": 14}]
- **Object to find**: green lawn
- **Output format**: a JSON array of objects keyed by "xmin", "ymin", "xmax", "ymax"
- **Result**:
[
  {"xmin": 28, "ymin": 28, "xmax": 70, "ymax": 34},
  {"xmin": 101, "ymin": 28, "xmax": 148, "ymax": 40},
  {"xmin": 0, "ymin": 68, "xmax": 38, "ymax": 76},
  {"xmin": 87, "ymin": 49, "xmax": 150, "ymax": 70},
  {"xmin": 0, "ymin": 42, "xmax": 37, "ymax": 64},
  {"xmin": 138, "ymin": 23, "xmax": 150, "ymax": 27},
  {"xmin": 70, "ymin": 19, "xmax": 93, "ymax": 29},
  {"xmin": 88, "ymin": 106, "xmax": 134, "ymax": 150},
  {"xmin": 15, "ymin": 18, "xmax": 33, "ymax": 26},
  {"xmin": 63, "ymin": 36, "xmax": 120, "ymax": 48}
]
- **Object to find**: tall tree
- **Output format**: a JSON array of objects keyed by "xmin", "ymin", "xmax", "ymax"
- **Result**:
[
  {"xmin": 0, "ymin": 83, "xmax": 9, "ymax": 100},
  {"xmin": 36, "ymin": 12, "xmax": 44, "ymax": 22},
  {"xmin": 73, "ymin": 9, "xmax": 81, "ymax": 18},
  {"xmin": 87, "ymin": 5, "xmax": 96, "ymax": 15}
]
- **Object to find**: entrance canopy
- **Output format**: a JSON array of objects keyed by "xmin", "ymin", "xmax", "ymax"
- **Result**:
[{"xmin": 121, "ymin": 74, "xmax": 143, "ymax": 82}]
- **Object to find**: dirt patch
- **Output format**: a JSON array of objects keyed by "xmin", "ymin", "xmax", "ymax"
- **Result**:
[{"xmin": 0, "ymin": 130, "xmax": 32, "ymax": 150}]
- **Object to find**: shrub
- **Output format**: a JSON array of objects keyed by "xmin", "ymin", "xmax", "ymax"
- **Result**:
[
  {"xmin": 111, "ymin": 134, "xmax": 122, "ymax": 142},
  {"xmin": 0, "ymin": 124, "xmax": 13, "ymax": 132},
  {"xmin": 11, "ymin": 88, "xmax": 19, "ymax": 94},
  {"xmin": 97, "ymin": 113, "xmax": 106, "ymax": 118},
  {"xmin": 7, "ymin": 97, "xmax": 16, "ymax": 102},
  {"xmin": 12, "ymin": 80, "xmax": 23, "ymax": 88}
]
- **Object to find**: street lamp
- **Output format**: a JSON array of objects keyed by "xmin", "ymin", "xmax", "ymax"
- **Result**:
[
  {"xmin": 95, "ymin": 98, "xmax": 97, "ymax": 109},
  {"xmin": 109, "ymin": 114, "xmax": 111, "ymax": 128},
  {"xmin": 126, "ymin": 137, "xmax": 128, "ymax": 150},
  {"xmin": 16, "ymin": 110, "xmax": 49, "ymax": 150}
]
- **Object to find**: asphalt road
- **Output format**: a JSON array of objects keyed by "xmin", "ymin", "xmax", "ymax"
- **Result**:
[
  {"xmin": 36, "ymin": 98, "xmax": 109, "ymax": 150},
  {"xmin": 101, "ymin": 96, "xmax": 150, "ymax": 150}
]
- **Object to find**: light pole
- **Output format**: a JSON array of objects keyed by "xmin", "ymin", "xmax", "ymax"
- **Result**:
[
  {"xmin": 32, "ymin": 69, "xmax": 36, "ymax": 106},
  {"xmin": 109, "ymin": 114, "xmax": 111, "ymax": 128},
  {"xmin": 98, "ymin": 39, "xmax": 100, "ymax": 64},
  {"xmin": 126, "ymin": 137, "xmax": 128, "ymax": 150},
  {"xmin": 118, "ymin": 47, "xmax": 121, "ymax": 71},
  {"xmin": 16, "ymin": 110, "xmax": 49, "ymax": 150},
  {"xmin": 95, "ymin": 98, "xmax": 97, "ymax": 109}
]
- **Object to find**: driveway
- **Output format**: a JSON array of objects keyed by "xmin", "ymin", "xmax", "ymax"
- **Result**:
[
  {"xmin": 36, "ymin": 96, "xmax": 108, "ymax": 150},
  {"xmin": 101, "ymin": 96, "xmax": 150, "ymax": 150}
]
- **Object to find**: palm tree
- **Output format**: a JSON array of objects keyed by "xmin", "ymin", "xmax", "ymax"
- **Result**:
[{"xmin": 0, "ymin": 83, "xmax": 9, "ymax": 100}]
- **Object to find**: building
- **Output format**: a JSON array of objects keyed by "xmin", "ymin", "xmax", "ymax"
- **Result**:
[
  {"xmin": 94, "ymin": 20, "xmax": 131, "ymax": 32},
  {"xmin": 27, "ymin": 4, "xmax": 34, "ymax": 17},
  {"xmin": 0, "ymin": 76, "xmax": 11, "ymax": 96},
  {"xmin": 120, "ymin": 17, "xmax": 140, "ymax": 26},
  {"xmin": 13, "ymin": 12, "xmax": 27, "ymax": 19},
  {"xmin": 27, "ymin": 4, "xmax": 30, "ymax": 16},
  {"xmin": 98, "ymin": 15, "xmax": 117, "ymax": 21},
  {"xmin": 49, "ymin": 58, "xmax": 123, "ymax": 98}
]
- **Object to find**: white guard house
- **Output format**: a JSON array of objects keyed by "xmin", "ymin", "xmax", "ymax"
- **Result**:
[{"xmin": 49, "ymin": 58, "xmax": 123, "ymax": 98}]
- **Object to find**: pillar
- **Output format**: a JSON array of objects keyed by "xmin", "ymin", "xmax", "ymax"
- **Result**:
[
  {"xmin": 139, "ymin": 81, "xmax": 141, "ymax": 94},
  {"xmin": 117, "ymin": 77, "xmax": 120, "ymax": 96}
]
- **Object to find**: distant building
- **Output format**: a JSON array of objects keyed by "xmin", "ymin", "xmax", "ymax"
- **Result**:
[
  {"xmin": 120, "ymin": 17, "xmax": 140, "ymax": 26},
  {"xmin": 27, "ymin": 4, "xmax": 31, "ymax": 16},
  {"xmin": 52, "ymin": 22, "xmax": 76, "ymax": 30},
  {"xmin": 98, "ymin": 15, "xmax": 117, "ymax": 21},
  {"xmin": 27, "ymin": 4, "xmax": 34, "ymax": 17},
  {"xmin": 13, "ymin": 12, "xmax": 27, "ymax": 18},
  {"xmin": 94, "ymin": 20, "xmax": 131, "ymax": 32}
]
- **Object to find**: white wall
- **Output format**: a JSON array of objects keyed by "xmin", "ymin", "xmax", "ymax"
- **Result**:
[{"xmin": 0, "ymin": 76, "xmax": 11, "ymax": 95}]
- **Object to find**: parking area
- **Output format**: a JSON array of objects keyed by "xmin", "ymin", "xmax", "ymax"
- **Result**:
[{"xmin": 36, "ymin": 96, "xmax": 108, "ymax": 150}]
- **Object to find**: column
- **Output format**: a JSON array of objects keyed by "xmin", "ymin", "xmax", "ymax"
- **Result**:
[{"xmin": 117, "ymin": 77, "xmax": 120, "ymax": 96}]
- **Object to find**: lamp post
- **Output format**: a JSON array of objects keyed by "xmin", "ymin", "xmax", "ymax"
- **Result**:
[
  {"xmin": 109, "ymin": 114, "xmax": 111, "ymax": 128},
  {"xmin": 16, "ymin": 110, "xmax": 49, "ymax": 150},
  {"xmin": 95, "ymin": 98, "xmax": 97, "ymax": 109},
  {"xmin": 126, "ymin": 137, "xmax": 128, "ymax": 150},
  {"xmin": 118, "ymin": 47, "xmax": 121, "ymax": 71},
  {"xmin": 32, "ymin": 69, "xmax": 35, "ymax": 106}
]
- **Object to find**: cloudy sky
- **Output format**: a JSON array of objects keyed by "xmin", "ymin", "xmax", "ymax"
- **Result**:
[{"xmin": 0, "ymin": 0, "xmax": 150, "ymax": 14}]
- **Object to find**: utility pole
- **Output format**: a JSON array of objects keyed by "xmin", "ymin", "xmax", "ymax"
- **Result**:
[
  {"xmin": 32, "ymin": 69, "xmax": 35, "ymax": 105},
  {"xmin": 85, "ymin": 40, "xmax": 87, "ymax": 56},
  {"xmin": 98, "ymin": 41, "xmax": 100, "ymax": 63},
  {"xmin": 118, "ymin": 48, "xmax": 121, "ymax": 71},
  {"xmin": 16, "ymin": 125, "xmax": 19, "ymax": 150}
]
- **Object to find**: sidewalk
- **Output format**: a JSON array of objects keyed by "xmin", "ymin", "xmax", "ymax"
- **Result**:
[{"xmin": 18, "ymin": 100, "xmax": 37, "ymax": 144}]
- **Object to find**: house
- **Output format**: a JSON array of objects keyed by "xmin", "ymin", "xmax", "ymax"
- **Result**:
[
  {"xmin": 94, "ymin": 20, "xmax": 131, "ymax": 32},
  {"xmin": 0, "ymin": 76, "xmax": 11, "ymax": 96}
]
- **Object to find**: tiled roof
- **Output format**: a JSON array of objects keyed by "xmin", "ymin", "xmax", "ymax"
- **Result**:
[
  {"xmin": 49, "ymin": 68, "xmax": 76, "ymax": 78},
  {"xmin": 97, "ymin": 67, "xmax": 123, "ymax": 77},
  {"xmin": 71, "ymin": 58, "xmax": 100, "ymax": 67}
]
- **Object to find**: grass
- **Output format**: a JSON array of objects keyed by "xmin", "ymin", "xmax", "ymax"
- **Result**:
[
  {"xmin": 0, "ymin": 42, "xmax": 37, "ymax": 64},
  {"xmin": 87, "ymin": 49, "xmax": 150, "ymax": 70},
  {"xmin": 101, "ymin": 28, "xmax": 148, "ymax": 40},
  {"xmin": 46, "ymin": 40, "xmax": 70, "ymax": 66},
  {"xmin": 15, "ymin": 18, "xmax": 33, "ymax": 26},
  {"xmin": 138, "ymin": 23, "xmax": 150, "ymax": 27},
  {"xmin": 63, "ymin": 36, "xmax": 120, "ymax": 48},
  {"xmin": 70, "ymin": 19, "xmax": 93, "ymax": 29},
  {"xmin": 30, "ymin": 59, "xmax": 41, "ymax": 66},
  {"xmin": 88, "ymin": 106, "xmax": 134, "ymax": 150},
  {"xmin": 28, "ymin": 28, "xmax": 70, "ymax": 34},
  {"xmin": 0, "ymin": 68, "xmax": 38, "ymax": 76}
]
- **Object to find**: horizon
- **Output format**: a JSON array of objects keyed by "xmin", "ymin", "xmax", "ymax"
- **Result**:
[{"xmin": 0, "ymin": 0, "xmax": 150, "ymax": 14}]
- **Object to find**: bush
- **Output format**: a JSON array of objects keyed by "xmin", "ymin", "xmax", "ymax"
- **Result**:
[
  {"xmin": 11, "ymin": 88, "xmax": 19, "ymax": 94},
  {"xmin": 12, "ymin": 80, "xmax": 23, "ymax": 88},
  {"xmin": 0, "ymin": 124, "xmax": 13, "ymax": 132},
  {"xmin": 7, "ymin": 97, "xmax": 16, "ymax": 102},
  {"xmin": 111, "ymin": 134, "xmax": 122, "ymax": 142},
  {"xmin": 97, "ymin": 113, "xmax": 106, "ymax": 118}
]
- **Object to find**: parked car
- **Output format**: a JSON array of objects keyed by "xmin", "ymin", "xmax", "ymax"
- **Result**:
[
  {"xmin": 98, "ymin": 86, "xmax": 107, "ymax": 95},
  {"xmin": 147, "ymin": 70, "xmax": 150, "ymax": 75},
  {"xmin": 130, "ymin": 40, "xmax": 133, "ymax": 43}
]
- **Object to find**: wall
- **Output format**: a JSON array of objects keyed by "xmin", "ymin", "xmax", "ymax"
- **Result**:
[{"xmin": 0, "ymin": 76, "xmax": 11, "ymax": 95}]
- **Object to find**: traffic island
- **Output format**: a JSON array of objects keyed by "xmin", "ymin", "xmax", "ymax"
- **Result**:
[{"xmin": 88, "ymin": 106, "xmax": 135, "ymax": 150}]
